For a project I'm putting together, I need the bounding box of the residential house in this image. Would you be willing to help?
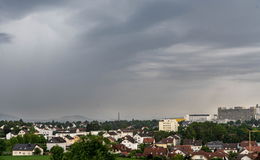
[143,146,168,157]
[191,150,227,160]
[117,129,134,138]
[143,138,155,144]
[191,151,209,160]
[34,126,54,139]
[47,137,67,151]
[133,133,153,144]
[18,129,28,136]
[6,132,16,140]
[240,141,257,150]
[64,135,75,146]
[240,146,260,155]
[206,141,224,152]
[112,144,131,156]
[171,145,193,156]
[103,131,119,140]
[183,139,202,151]
[237,153,260,160]
[121,135,138,150]
[156,136,180,148]
[12,144,43,156]
[223,143,238,153]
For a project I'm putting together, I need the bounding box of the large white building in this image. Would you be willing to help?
[184,114,217,122]
[159,119,179,132]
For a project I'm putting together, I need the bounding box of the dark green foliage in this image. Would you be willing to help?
[200,146,212,152]
[33,148,42,155]
[0,139,6,155]
[50,146,64,160]
[171,154,185,160]
[179,121,252,143]
[228,152,238,160]
[211,158,223,160]
[64,135,115,160]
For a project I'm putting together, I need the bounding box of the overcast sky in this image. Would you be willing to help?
[1,0,260,120]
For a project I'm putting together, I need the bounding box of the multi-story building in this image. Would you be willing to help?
[159,119,179,132]
[218,106,256,121]
[255,104,260,120]
[184,114,217,122]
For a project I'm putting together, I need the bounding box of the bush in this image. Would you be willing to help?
[50,146,64,160]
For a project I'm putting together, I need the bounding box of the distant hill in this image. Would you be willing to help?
[56,115,92,122]
[0,113,20,121]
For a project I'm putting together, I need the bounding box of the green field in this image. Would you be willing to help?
[0,156,137,160]
[0,156,50,160]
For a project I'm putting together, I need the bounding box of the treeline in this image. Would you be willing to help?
[87,119,159,131]
[50,135,115,160]
[179,121,260,143]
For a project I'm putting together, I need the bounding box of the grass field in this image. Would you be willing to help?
[0,156,50,160]
[0,156,137,160]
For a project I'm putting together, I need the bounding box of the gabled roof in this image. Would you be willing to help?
[122,135,136,143]
[245,146,260,153]
[13,144,38,151]
[143,138,155,144]
[107,132,117,136]
[144,146,168,156]
[223,143,238,150]
[64,135,74,140]
[240,141,257,148]
[173,145,193,155]
[112,144,131,152]
[48,137,66,143]
[183,139,202,146]
[107,137,116,142]
[192,150,228,159]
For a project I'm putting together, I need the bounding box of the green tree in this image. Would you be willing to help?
[33,148,42,155]
[228,152,238,160]
[50,146,64,160]
[201,146,212,152]
[65,135,115,160]
[171,154,185,160]
[0,139,6,155]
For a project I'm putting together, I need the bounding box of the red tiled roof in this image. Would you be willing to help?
[240,141,257,147]
[112,144,131,153]
[192,150,228,159]
[173,145,193,155]
[144,146,168,157]
[245,146,260,152]
[143,138,155,144]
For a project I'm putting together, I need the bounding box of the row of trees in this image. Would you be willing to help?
[50,135,115,160]
[178,121,256,143]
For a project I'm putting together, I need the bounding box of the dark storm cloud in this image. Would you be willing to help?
[0,33,11,43]
[0,0,68,21]
[1,0,260,119]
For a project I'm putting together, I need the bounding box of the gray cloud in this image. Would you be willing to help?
[1,0,260,120]
[0,33,11,43]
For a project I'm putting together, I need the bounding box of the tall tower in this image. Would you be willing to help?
[118,112,120,121]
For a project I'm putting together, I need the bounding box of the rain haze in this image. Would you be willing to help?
[1,0,260,120]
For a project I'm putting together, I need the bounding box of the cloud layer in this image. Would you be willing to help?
[1,0,260,120]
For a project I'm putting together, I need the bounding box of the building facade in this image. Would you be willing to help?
[185,114,217,122]
[12,144,43,156]
[218,106,256,121]
[159,119,179,132]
